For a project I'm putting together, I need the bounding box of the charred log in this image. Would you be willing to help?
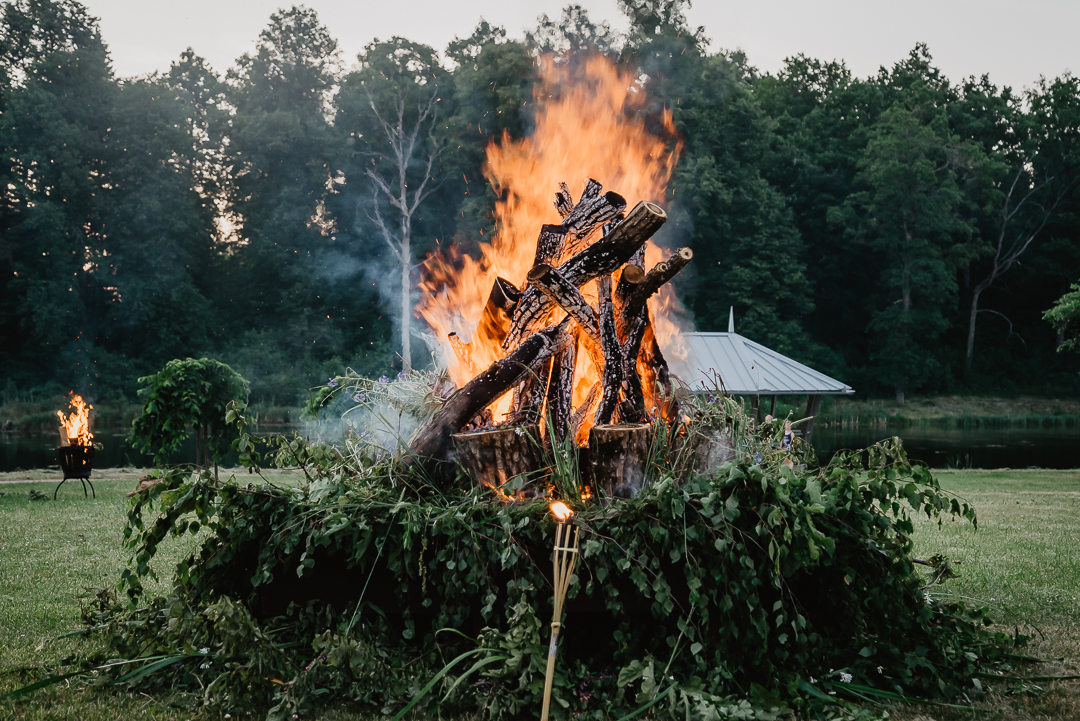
[617,247,692,337]
[593,275,623,426]
[505,201,667,349]
[545,338,578,441]
[527,263,601,348]
[531,224,570,269]
[407,318,572,465]
[475,276,523,347]
[508,358,551,425]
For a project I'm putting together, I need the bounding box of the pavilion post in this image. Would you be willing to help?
[803,394,821,443]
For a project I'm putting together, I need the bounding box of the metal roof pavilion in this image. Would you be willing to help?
[663,308,854,396]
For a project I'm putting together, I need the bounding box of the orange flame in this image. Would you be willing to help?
[418,54,687,436]
[550,500,573,521]
[57,392,93,446]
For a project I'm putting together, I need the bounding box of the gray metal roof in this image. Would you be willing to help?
[662,313,854,395]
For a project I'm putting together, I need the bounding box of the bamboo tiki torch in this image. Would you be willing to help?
[541,501,580,721]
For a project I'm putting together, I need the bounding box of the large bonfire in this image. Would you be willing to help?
[66,55,1007,721]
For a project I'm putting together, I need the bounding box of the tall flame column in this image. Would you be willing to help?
[541,501,580,721]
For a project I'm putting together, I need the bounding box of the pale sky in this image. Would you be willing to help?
[85,0,1076,92]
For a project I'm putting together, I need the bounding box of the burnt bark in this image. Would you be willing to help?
[617,247,692,337]
[505,201,667,349]
[531,224,570,269]
[527,263,601,347]
[545,338,578,441]
[508,358,551,425]
[593,275,623,426]
[407,318,572,465]
[475,277,523,347]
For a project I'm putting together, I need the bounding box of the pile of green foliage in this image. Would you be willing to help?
[91,375,1010,720]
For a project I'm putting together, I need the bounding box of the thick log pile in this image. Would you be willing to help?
[408,180,692,497]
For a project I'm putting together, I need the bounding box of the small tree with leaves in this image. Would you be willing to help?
[1045,282,1080,353]
[129,358,249,477]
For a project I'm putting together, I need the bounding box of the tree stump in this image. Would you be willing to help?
[689,426,734,477]
[453,424,545,492]
[588,423,652,499]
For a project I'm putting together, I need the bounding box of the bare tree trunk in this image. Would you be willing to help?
[400,235,412,372]
[964,284,984,373]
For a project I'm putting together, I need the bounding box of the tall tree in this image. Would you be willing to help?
[0,0,114,392]
[829,105,973,402]
[962,74,1080,370]
[337,38,447,372]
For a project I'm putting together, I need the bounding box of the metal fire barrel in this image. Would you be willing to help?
[55,444,96,499]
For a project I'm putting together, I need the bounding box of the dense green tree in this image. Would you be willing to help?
[673,54,816,358]
[829,105,974,403]
[0,0,115,393]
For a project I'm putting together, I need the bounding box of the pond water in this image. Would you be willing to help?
[3,424,1077,472]
[811,425,1079,469]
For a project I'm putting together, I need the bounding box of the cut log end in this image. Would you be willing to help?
[453,424,545,493]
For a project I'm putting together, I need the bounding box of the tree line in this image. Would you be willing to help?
[1,0,1078,409]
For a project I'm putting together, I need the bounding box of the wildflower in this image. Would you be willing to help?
[328,378,338,387]
[200,662,212,669]
[353,392,365,403]
[877,666,884,675]
[199,647,210,655]
[397,370,406,380]
[754,452,762,463]
[514,427,524,437]
[840,672,852,683]
[378,375,389,384]
[924,592,933,605]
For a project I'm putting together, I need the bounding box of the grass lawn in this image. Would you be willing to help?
[1,468,1079,720]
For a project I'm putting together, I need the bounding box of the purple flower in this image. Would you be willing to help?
[396,370,407,380]
[353,392,365,403]
[378,375,389,384]
[327,378,338,388]
[755,452,762,463]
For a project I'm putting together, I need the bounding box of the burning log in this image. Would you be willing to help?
[560,179,627,254]
[616,247,693,338]
[453,423,545,494]
[593,275,623,425]
[554,182,574,218]
[526,264,601,348]
[570,382,601,442]
[408,318,573,465]
[588,423,652,499]
[508,359,551,425]
[617,309,650,423]
[504,200,667,349]
[474,276,523,347]
[531,224,570,269]
[545,338,578,440]
[640,326,677,420]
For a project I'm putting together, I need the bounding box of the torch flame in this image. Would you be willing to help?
[417,55,687,436]
[57,392,93,446]
[550,501,573,521]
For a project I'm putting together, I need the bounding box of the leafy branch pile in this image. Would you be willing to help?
[91,377,1010,720]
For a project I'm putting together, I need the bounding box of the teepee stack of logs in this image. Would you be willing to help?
[408,180,692,498]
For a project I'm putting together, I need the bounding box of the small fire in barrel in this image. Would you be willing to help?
[57,392,93,446]
[55,392,96,499]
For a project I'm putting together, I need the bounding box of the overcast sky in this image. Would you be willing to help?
[84,0,1077,92]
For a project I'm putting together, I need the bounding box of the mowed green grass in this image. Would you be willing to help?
[2,468,1080,719]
